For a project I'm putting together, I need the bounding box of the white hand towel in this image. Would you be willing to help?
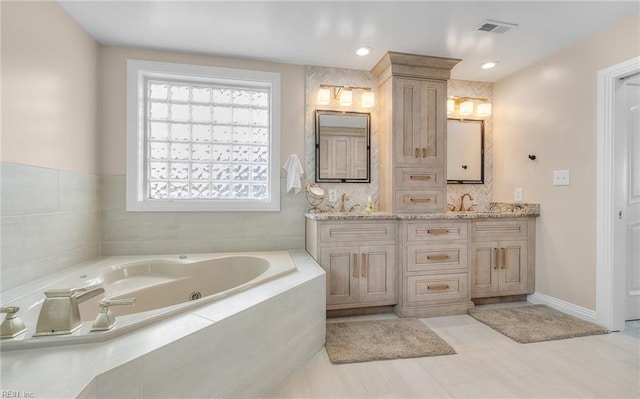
[282,154,304,194]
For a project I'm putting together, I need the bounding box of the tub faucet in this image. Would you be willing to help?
[459,193,475,212]
[34,287,105,337]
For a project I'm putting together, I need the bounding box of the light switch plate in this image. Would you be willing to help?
[553,170,570,186]
[514,188,523,202]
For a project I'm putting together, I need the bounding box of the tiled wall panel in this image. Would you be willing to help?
[0,162,101,291]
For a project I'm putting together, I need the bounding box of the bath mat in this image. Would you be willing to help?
[468,304,609,343]
[325,318,455,364]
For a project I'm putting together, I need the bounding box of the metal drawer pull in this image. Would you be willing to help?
[427,254,450,261]
[427,229,449,235]
[427,284,450,291]
[409,197,431,203]
[409,175,432,181]
[362,253,368,278]
[415,148,420,158]
[501,248,507,269]
[353,254,358,278]
[422,147,427,158]
[494,248,500,269]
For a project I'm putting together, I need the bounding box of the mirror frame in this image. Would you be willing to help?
[447,118,485,184]
[315,110,371,183]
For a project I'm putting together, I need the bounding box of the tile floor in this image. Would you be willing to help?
[268,303,640,398]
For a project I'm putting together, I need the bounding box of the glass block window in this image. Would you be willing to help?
[127,60,280,212]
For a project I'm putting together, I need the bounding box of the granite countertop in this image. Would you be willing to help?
[304,202,540,221]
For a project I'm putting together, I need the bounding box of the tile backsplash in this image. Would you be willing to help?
[304,65,379,212]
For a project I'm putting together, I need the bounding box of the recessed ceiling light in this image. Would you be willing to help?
[481,61,498,69]
[356,46,372,56]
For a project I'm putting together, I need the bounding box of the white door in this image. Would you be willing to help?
[616,74,640,321]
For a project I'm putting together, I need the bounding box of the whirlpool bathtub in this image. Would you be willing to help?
[1,250,326,398]
[1,251,297,349]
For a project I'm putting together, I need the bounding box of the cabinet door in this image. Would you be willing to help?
[320,246,359,306]
[394,78,445,164]
[498,240,528,293]
[470,241,500,296]
[358,245,396,304]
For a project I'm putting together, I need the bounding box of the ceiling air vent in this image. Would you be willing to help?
[476,19,518,34]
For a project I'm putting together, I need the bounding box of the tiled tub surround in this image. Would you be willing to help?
[1,250,325,399]
[101,175,306,255]
[1,162,101,291]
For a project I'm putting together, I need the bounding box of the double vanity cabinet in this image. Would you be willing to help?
[305,209,538,317]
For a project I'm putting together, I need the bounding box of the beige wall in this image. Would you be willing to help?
[1,1,99,174]
[493,13,640,310]
[98,45,305,175]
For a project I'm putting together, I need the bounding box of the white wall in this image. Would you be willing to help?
[493,13,640,310]
[1,0,99,173]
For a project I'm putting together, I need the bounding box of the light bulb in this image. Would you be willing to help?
[447,99,455,115]
[317,87,331,105]
[477,102,492,117]
[459,100,474,116]
[362,91,374,107]
[339,88,352,106]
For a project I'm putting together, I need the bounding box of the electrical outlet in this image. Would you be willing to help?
[514,188,523,202]
[553,170,570,186]
[329,189,338,203]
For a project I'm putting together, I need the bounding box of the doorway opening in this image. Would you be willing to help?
[596,56,640,331]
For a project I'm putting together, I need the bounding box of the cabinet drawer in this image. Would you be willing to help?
[395,190,444,212]
[395,167,443,188]
[407,243,468,272]
[472,220,528,240]
[407,273,468,305]
[406,221,468,241]
[320,222,396,243]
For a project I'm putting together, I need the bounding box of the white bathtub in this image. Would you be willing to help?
[1,250,326,398]
[1,251,296,349]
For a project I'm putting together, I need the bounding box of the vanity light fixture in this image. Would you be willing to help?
[317,84,374,108]
[447,96,492,118]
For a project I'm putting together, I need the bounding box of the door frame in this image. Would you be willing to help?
[596,56,640,331]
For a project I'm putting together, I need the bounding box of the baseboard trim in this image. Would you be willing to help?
[527,292,597,323]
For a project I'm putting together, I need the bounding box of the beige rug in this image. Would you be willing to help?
[325,318,455,364]
[469,304,609,343]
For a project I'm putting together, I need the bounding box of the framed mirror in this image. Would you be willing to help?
[447,119,484,184]
[315,110,370,183]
